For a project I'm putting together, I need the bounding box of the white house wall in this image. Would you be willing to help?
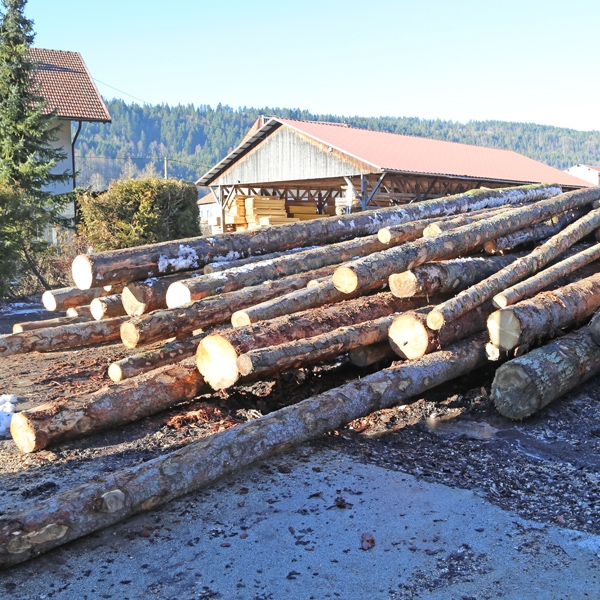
[215,126,376,186]
[564,165,600,187]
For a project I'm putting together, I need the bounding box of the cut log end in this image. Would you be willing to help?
[236,354,253,377]
[491,363,540,420]
[425,310,445,331]
[165,282,192,309]
[487,310,522,352]
[196,336,240,390]
[332,266,358,294]
[388,314,431,360]
[121,285,147,317]
[107,363,123,383]
[422,223,443,237]
[72,255,94,290]
[377,228,392,244]
[89,298,106,321]
[485,342,502,361]
[349,343,395,367]
[492,293,509,309]
[389,272,419,298]
[41,290,58,311]
[10,413,42,454]
[231,311,252,328]
[120,321,141,349]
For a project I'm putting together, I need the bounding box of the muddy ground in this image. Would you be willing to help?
[1,301,600,583]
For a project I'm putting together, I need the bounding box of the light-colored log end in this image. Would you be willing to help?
[231,311,252,328]
[377,228,392,244]
[90,298,106,321]
[41,290,57,311]
[492,293,509,309]
[108,363,124,382]
[388,314,430,360]
[66,305,89,317]
[332,266,358,294]
[485,341,502,361]
[122,285,147,317]
[487,310,522,352]
[349,343,395,367]
[426,310,445,331]
[196,336,240,390]
[165,282,192,309]
[491,363,540,420]
[12,324,24,334]
[422,223,443,237]
[120,321,141,349]
[10,413,42,454]
[236,354,253,377]
[72,255,94,290]
[389,272,418,298]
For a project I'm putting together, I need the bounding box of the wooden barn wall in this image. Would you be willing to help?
[215,127,375,186]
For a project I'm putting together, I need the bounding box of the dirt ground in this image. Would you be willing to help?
[1,301,600,580]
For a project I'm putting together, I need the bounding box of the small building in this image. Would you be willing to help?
[197,117,591,225]
[564,164,600,187]
[197,189,219,225]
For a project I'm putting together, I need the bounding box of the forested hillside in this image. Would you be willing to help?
[75,99,600,189]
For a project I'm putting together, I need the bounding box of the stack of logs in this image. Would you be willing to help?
[6,181,600,568]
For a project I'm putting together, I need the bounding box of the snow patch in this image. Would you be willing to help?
[158,245,200,273]
[0,394,18,439]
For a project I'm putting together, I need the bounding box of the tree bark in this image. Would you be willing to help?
[333,188,600,298]
[388,302,493,360]
[493,243,600,308]
[65,305,90,317]
[42,286,120,312]
[0,316,129,357]
[236,315,397,380]
[108,334,205,382]
[12,315,92,334]
[349,342,396,367]
[377,215,442,244]
[72,184,560,289]
[422,204,510,236]
[197,292,438,390]
[120,265,337,348]
[389,254,522,298]
[426,205,600,330]
[483,207,588,254]
[0,336,488,568]
[486,273,600,351]
[203,247,308,274]
[90,294,126,321]
[491,326,600,420]
[10,358,207,453]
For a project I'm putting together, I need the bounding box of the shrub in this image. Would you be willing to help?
[77,178,200,251]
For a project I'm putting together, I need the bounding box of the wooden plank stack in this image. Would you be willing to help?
[8,182,600,568]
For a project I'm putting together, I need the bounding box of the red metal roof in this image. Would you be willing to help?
[28,48,111,123]
[277,118,591,188]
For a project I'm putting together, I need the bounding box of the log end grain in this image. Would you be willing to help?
[389,272,419,298]
[492,293,509,309]
[10,413,44,454]
[487,310,522,352]
[66,305,89,317]
[122,284,147,317]
[120,321,141,349]
[107,363,124,383]
[426,310,445,331]
[491,362,540,420]
[41,290,58,311]
[196,336,240,390]
[377,228,392,244]
[422,223,443,237]
[231,310,252,328]
[89,298,106,321]
[165,282,192,309]
[388,314,431,360]
[71,255,94,290]
[236,354,253,377]
[332,266,358,294]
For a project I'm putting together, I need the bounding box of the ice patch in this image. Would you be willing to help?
[0,394,18,439]
[158,245,200,273]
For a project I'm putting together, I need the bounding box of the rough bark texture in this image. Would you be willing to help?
[493,243,600,308]
[422,204,510,236]
[377,215,442,244]
[197,292,439,390]
[90,295,127,321]
[203,247,308,274]
[491,326,600,420]
[41,286,120,312]
[388,302,493,360]
[333,188,600,297]
[389,254,522,298]
[120,266,337,348]
[72,184,560,289]
[237,315,397,379]
[108,335,205,382]
[10,358,207,453]
[12,315,92,334]
[349,342,395,367]
[484,207,588,254]
[0,336,488,568]
[426,204,600,331]
[487,273,600,351]
[65,306,90,317]
[0,317,129,357]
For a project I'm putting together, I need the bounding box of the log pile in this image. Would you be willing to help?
[8,182,600,568]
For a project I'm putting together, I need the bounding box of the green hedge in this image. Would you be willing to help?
[77,178,200,251]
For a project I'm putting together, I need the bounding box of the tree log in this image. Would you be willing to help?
[203,247,309,273]
[197,292,438,390]
[493,243,600,308]
[333,188,600,297]
[237,315,397,380]
[377,215,444,244]
[0,316,129,356]
[90,294,126,321]
[72,184,560,289]
[10,358,208,453]
[421,204,510,236]
[41,285,121,312]
[426,205,600,330]
[389,253,522,298]
[108,334,205,382]
[349,342,396,367]
[487,273,600,352]
[12,315,92,334]
[65,305,90,317]
[120,266,337,348]
[491,326,600,420]
[0,335,488,568]
[483,207,588,254]
[388,302,493,360]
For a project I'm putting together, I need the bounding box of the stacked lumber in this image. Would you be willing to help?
[244,196,297,229]
[287,199,324,221]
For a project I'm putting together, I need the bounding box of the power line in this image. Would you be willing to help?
[74,154,213,169]
[92,78,151,105]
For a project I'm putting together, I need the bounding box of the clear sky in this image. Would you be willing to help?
[26,0,600,131]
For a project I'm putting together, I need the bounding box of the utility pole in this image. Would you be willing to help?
[164,156,168,180]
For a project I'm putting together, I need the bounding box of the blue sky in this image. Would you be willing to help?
[26,0,600,131]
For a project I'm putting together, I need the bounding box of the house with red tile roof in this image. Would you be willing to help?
[564,164,600,187]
